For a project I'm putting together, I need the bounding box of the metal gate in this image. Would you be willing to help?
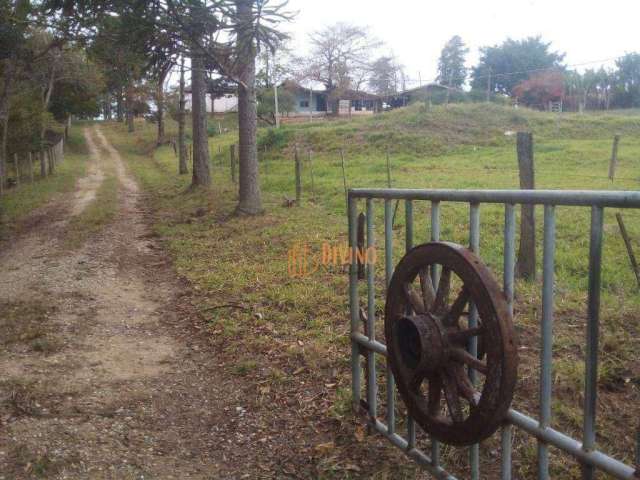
[347,188,640,479]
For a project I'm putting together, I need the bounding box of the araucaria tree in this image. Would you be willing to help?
[234,0,261,214]
[437,35,468,88]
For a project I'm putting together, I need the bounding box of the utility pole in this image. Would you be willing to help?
[486,68,492,103]
[309,86,313,123]
[418,71,422,87]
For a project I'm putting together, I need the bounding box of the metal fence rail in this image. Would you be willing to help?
[347,188,640,480]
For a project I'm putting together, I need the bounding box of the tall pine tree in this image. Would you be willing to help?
[437,35,468,88]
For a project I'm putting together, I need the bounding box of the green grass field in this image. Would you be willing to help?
[103,104,640,479]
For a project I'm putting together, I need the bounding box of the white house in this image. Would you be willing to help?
[184,90,238,113]
[282,80,381,117]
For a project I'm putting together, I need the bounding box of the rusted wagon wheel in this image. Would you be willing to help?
[384,242,518,446]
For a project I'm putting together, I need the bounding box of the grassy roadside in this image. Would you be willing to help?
[0,128,89,238]
[103,105,640,478]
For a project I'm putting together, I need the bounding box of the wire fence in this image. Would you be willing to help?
[0,133,66,196]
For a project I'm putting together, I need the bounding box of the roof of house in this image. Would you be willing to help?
[185,80,237,96]
[336,89,381,101]
[280,80,381,100]
[280,80,326,94]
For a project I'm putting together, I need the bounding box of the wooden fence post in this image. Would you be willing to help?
[14,153,20,187]
[230,143,237,183]
[294,145,302,205]
[386,149,400,227]
[48,148,54,175]
[308,149,315,202]
[516,131,536,280]
[263,145,268,176]
[615,213,640,288]
[40,150,46,177]
[28,152,34,182]
[386,150,392,188]
[608,135,620,181]
[340,148,347,210]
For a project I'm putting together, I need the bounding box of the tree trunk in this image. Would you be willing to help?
[156,66,168,145]
[104,93,112,120]
[0,0,29,195]
[0,116,8,194]
[190,53,211,187]
[116,89,124,122]
[0,59,17,195]
[178,57,188,174]
[234,0,262,214]
[39,63,56,159]
[126,83,134,132]
[39,150,46,177]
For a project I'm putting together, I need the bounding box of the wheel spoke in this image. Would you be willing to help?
[447,325,484,344]
[427,375,443,416]
[443,371,464,422]
[449,365,478,405]
[403,282,425,314]
[451,347,488,375]
[419,268,435,311]
[431,267,451,314]
[443,287,470,327]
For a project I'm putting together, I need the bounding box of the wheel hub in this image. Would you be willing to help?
[394,314,446,374]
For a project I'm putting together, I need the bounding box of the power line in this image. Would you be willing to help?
[403,55,623,88]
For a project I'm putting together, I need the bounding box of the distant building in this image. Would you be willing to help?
[184,86,238,114]
[282,80,382,117]
[184,91,238,114]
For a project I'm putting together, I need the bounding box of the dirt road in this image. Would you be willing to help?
[0,127,235,479]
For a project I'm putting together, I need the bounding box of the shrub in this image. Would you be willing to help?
[258,128,292,150]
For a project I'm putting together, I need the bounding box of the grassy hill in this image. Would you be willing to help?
[265,103,640,156]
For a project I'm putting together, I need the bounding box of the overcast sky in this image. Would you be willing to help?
[283,0,637,88]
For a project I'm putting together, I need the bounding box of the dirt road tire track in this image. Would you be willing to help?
[0,126,231,479]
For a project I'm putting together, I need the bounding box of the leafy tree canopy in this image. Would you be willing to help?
[471,36,565,96]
